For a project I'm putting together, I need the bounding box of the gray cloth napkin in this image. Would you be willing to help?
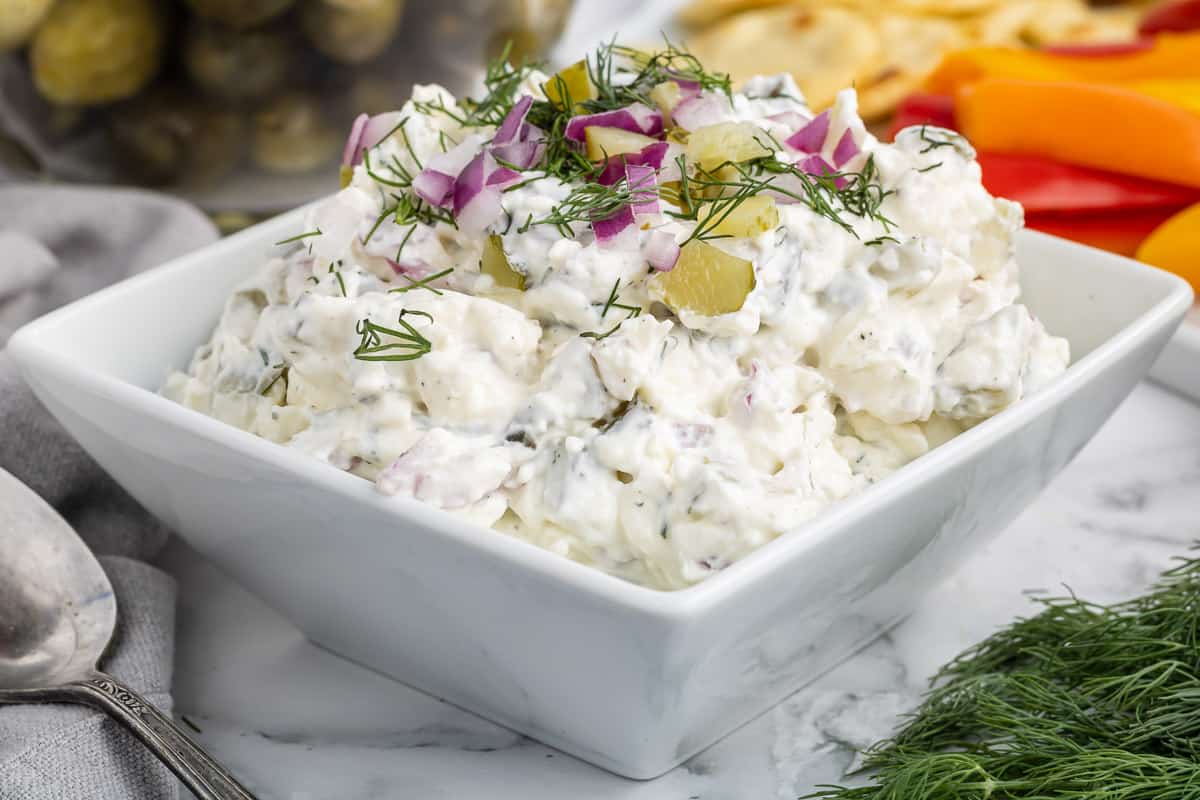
[0,184,219,798]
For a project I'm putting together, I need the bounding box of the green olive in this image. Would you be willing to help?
[252,93,339,174]
[183,20,293,103]
[0,0,55,52]
[30,0,165,105]
[183,0,294,31]
[109,92,245,186]
[300,0,404,65]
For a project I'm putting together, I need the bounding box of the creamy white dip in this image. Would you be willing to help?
[165,64,1069,590]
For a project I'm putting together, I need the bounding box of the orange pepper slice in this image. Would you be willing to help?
[956,79,1200,188]
[926,33,1200,96]
[1136,202,1200,292]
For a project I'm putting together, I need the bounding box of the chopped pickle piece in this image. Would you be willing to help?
[649,81,683,124]
[687,122,772,171]
[584,126,658,161]
[543,59,595,111]
[704,195,779,237]
[666,127,689,145]
[481,234,525,290]
[653,240,755,316]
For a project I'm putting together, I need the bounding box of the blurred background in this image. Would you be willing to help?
[1,0,1197,283]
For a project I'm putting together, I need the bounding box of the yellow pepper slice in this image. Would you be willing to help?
[1136,202,1200,293]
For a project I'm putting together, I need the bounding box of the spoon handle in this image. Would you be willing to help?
[67,672,258,800]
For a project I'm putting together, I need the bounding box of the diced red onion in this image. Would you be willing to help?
[387,259,431,276]
[670,93,731,131]
[596,141,671,185]
[453,152,503,234]
[486,166,521,187]
[564,103,663,142]
[494,95,533,146]
[833,129,861,168]
[491,138,545,170]
[592,205,635,244]
[626,163,658,215]
[412,168,456,207]
[362,112,406,151]
[426,133,487,177]
[341,113,369,167]
[799,154,847,189]
[671,78,701,95]
[767,110,809,132]
[785,110,829,153]
[643,230,679,271]
[342,111,413,168]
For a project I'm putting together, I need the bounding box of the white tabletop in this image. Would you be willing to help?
[160,380,1200,800]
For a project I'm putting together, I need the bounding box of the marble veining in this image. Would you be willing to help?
[161,382,1200,799]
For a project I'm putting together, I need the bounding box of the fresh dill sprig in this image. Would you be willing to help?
[275,229,322,246]
[353,310,433,362]
[807,547,1200,800]
[389,267,454,295]
[533,179,643,237]
[462,41,540,127]
[586,37,732,115]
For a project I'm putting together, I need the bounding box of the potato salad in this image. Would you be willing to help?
[164,44,1069,590]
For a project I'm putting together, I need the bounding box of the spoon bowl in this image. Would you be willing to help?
[0,467,256,799]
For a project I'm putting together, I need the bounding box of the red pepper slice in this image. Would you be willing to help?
[1140,0,1200,35]
[978,152,1200,214]
[1026,208,1182,257]
[888,93,956,141]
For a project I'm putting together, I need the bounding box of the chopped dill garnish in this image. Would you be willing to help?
[582,279,641,340]
[807,547,1200,800]
[329,264,347,297]
[917,124,963,155]
[389,267,454,295]
[353,310,433,362]
[274,229,322,246]
[916,162,943,173]
[864,235,900,247]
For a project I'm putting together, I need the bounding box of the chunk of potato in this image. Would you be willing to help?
[543,59,595,111]
[584,126,658,161]
[652,239,755,316]
[481,234,525,290]
[687,122,772,171]
[704,195,779,238]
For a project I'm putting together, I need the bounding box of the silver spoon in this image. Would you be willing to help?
[0,467,257,799]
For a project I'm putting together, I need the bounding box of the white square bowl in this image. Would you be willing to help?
[8,208,1192,779]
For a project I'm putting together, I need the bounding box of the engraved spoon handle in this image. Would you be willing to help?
[66,671,258,800]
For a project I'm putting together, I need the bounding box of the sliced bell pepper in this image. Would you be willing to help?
[1136,202,1200,292]
[956,79,1200,188]
[926,33,1200,96]
[1027,208,1181,257]
[1122,79,1200,115]
[977,153,1200,214]
[888,93,956,141]
[1140,0,1200,36]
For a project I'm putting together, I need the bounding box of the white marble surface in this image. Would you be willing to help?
[159,381,1200,800]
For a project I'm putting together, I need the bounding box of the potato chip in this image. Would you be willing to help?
[888,0,1000,16]
[677,0,791,29]
[967,0,1043,46]
[687,6,881,110]
[857,14,965,120]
